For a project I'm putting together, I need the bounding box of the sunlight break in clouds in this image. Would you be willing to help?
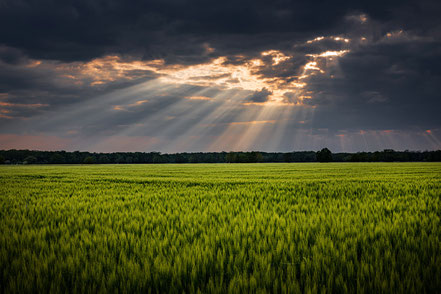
[4,39,350,112]
[155,48,347,105]
[55,56,165,86]
[45,43,349,106]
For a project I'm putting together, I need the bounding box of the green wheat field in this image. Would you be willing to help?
[1,163,440,293]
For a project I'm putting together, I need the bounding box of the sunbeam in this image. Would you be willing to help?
[34,79,176,133]
[163,90,247,152]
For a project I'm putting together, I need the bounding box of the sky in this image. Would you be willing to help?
[0,0,440,153]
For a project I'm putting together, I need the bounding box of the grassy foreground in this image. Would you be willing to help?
[1,163,440,293]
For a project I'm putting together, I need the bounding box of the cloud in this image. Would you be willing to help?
[2,0,438,63]
[362,91,389,103]
[245,88,272,103]
[304,36,441,131]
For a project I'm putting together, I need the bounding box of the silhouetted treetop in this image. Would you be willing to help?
[0,149,440,164]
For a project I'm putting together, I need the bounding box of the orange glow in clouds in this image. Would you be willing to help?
[62,44,349,105]
[112,99,149,111]
[14,38,351,107]
[55,56,165,86]
[0,102,48,108]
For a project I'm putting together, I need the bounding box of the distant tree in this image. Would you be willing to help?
[188,155,198,163]
[98,155,110,164]
[175,154,187,163]
[350,152,369,162]
[316,148,333,162]
[152,153,164,163]
[50,153,65,164]
[0,149,439,164]
[116,155,126,164]
[71,151,82,163]
[284,152,293,162]
[226,152,237,163]
[23,156,37,164]
[83,156,96,164]
[248,151,263,163]
[255,152,263,163]
[428,150,441,161]
[382,149,396,162]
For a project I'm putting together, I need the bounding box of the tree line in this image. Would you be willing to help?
[0,148,440,164]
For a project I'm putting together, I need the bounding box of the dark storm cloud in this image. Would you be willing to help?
[245,88,272,103]
[2,0,438,63]
[305,37,441,131]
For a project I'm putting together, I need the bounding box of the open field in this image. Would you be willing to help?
[1,163,440,293]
